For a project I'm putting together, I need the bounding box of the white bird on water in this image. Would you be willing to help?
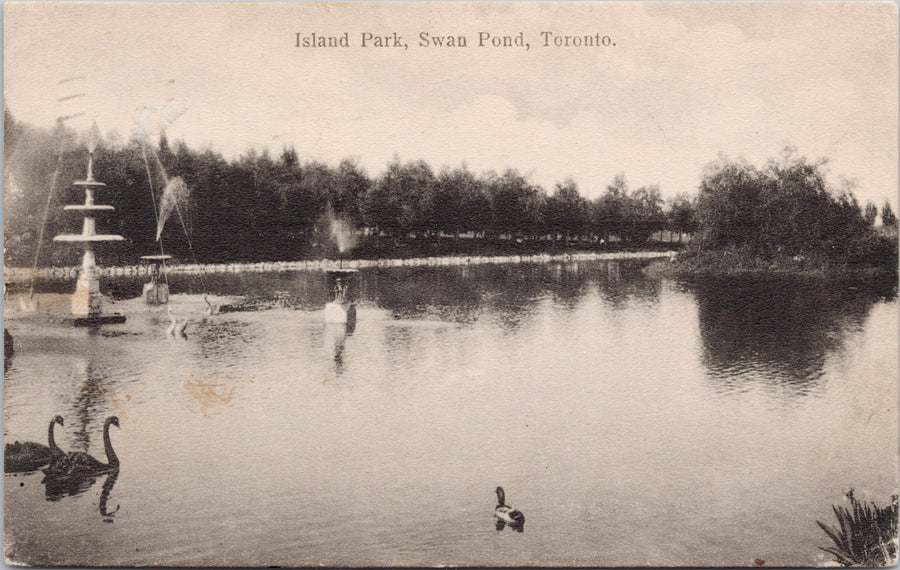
[203,295,219,315]
[166,306,188,338]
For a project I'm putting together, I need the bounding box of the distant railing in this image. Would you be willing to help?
[4,250,678,282]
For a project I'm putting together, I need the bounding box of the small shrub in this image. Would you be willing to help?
[817,491,898,567]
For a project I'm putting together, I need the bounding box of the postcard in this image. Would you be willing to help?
[4,2,898,567]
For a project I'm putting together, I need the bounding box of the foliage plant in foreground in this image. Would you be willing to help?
[817,490,898,567]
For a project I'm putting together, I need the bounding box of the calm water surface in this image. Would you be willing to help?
[4,260,898,566]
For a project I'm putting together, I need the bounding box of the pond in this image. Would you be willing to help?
[4,260,898,566]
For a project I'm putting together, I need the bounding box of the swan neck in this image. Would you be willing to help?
[103,420,119,467]
[48,419,59,452]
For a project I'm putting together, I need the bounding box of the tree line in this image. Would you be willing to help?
[3,109,697,267]
[4,108,896,275]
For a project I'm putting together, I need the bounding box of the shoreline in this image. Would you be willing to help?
[4,250,678,283]
[665,247,899,284]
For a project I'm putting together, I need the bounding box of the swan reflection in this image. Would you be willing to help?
[42,470,101,501]
[99,470,120,521]
[42,468,120,521]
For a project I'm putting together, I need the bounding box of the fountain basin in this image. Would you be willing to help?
[54,235,126,242]
[324,301,356,325]
[63,205,115,212]
[325,269,358,324]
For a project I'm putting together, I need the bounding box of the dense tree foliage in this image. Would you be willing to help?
[4,111,685,267]
[544,179,589,242]
[882,202,898,230]
[864,202,879,227]
[483,169,544,239]
[6,111,894,279]
[589,175,668,244]
[668,193,699,242]
[686,148,897,276]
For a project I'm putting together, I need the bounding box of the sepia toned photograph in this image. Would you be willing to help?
[3,2,898,567]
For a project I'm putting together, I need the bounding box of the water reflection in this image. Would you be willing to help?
[42,468,119,521]
[365,267,484,323]
[595,261,662,309]
[195,320,256,361]
[545,262,591,309]
[363,263,601,326]
[73,261,663,327]
[69,359,115,452]
[324,320,355,376]
[691,276,887,392]
[208,271,329,312]
[99,471,120,521]
[42,469,101,501]
[5,328,14,361]
[6,259,898,567]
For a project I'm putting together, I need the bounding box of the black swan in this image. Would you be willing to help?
[5,415,65,473]
[44,416,119,477]
[494,486,525,532]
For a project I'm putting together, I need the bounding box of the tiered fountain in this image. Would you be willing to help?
[53,138,126,325]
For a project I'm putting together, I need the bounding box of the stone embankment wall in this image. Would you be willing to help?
[5,250,677,282]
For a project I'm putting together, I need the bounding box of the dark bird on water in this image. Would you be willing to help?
[43,416,120,478]
[494,486,525,532]
[4,328,13,359]
[5,415,66,473]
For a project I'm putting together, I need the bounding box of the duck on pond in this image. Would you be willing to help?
[494,486,525,532]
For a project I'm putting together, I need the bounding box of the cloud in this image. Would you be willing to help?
[4,2,896,208]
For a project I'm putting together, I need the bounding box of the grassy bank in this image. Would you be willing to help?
[667,242,898,288]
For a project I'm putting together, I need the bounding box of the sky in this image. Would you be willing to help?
[4,1,898,209]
